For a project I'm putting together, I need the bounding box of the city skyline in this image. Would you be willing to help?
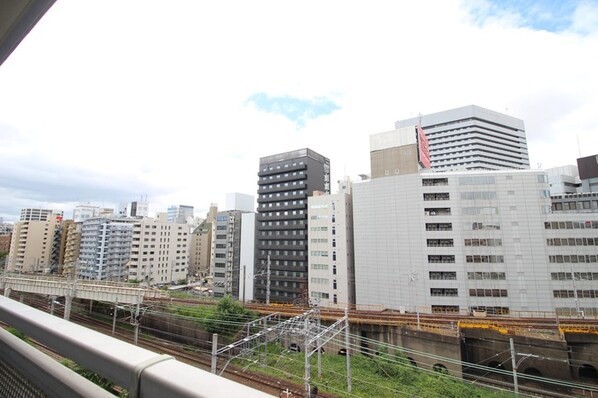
[1,0,597,222]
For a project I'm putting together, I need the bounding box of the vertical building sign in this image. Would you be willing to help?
[417,126,431,169]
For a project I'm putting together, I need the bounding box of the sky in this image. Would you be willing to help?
[1,0,597,222]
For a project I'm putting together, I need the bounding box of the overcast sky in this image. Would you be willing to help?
[1,0,597,222]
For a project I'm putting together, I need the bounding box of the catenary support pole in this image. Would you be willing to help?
[211,333,218,374]
[346,308,352,393]
[510,337,519,396]
[112,300,118,335]
[304,316,310,397]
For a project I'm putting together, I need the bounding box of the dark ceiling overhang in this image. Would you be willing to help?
[0,0,57,66]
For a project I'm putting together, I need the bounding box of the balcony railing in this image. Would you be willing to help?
[0,296,271,398]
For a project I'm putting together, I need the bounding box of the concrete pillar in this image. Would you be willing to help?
[64,295,72,320]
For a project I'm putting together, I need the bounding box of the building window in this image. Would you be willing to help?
[466,255,504,263]
[427,239,454,247]
[428,255,455,263]
[460,192,497,200]
[467,272,506,280]
[422,178,448,186]
[430,288,458,297]
[426,223,452,231]
[429,271,456,280]
[469,289,508,297]
[424,193,450,201]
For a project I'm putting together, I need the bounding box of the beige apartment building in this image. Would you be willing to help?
[62,222,82,274]
[7,212,62,273]
[127,214,190,285]
[189,204,217,279]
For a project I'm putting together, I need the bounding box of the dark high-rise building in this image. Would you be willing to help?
[254,148,330,304]
[577,154,598,193]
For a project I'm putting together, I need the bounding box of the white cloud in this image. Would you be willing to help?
[0,0,597,221]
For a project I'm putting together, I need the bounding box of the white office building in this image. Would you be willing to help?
[167,205,194,224]
[352,168,598,316]
[307,178,355,308]
[395,105,530,172]
[546,165,581,195]
[211,208,255,299]
[73,205,101,223]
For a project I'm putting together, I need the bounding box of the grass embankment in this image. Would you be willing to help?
[234,344,515,398]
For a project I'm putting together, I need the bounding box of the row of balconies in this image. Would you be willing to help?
[257,192,308,204]
[257,223,306,231]
[258,182,307,194]
[257,253,307,262]
[256,213,307,222]
[258,162,306,177]
[257,243,305,251]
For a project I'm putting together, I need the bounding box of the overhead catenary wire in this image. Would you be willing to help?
[13,293,598,396]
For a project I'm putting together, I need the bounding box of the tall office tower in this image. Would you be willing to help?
[79,217,133,281]
[130,198,149,217]
[127,214,189,285]
[189,204,217,279]
[577,154,598,193]
[20,208,63,222]
[7,211,63,273]
[395,105,530,171]
[370,125,431,178]
[307,177,355,308]
[255,148,330,304]
[167,205,194,224]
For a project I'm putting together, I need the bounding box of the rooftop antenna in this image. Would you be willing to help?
[577,135,582,158]
[417,112,423,128]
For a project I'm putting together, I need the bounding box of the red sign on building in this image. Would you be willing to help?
[417,126,431,169]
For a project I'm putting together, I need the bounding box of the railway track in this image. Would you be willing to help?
[8,293,598,397]
[14,296,333,397]
[158,296,598,339]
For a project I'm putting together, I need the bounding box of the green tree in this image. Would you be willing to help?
[203,295,255,336]
[0,250,7,268]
